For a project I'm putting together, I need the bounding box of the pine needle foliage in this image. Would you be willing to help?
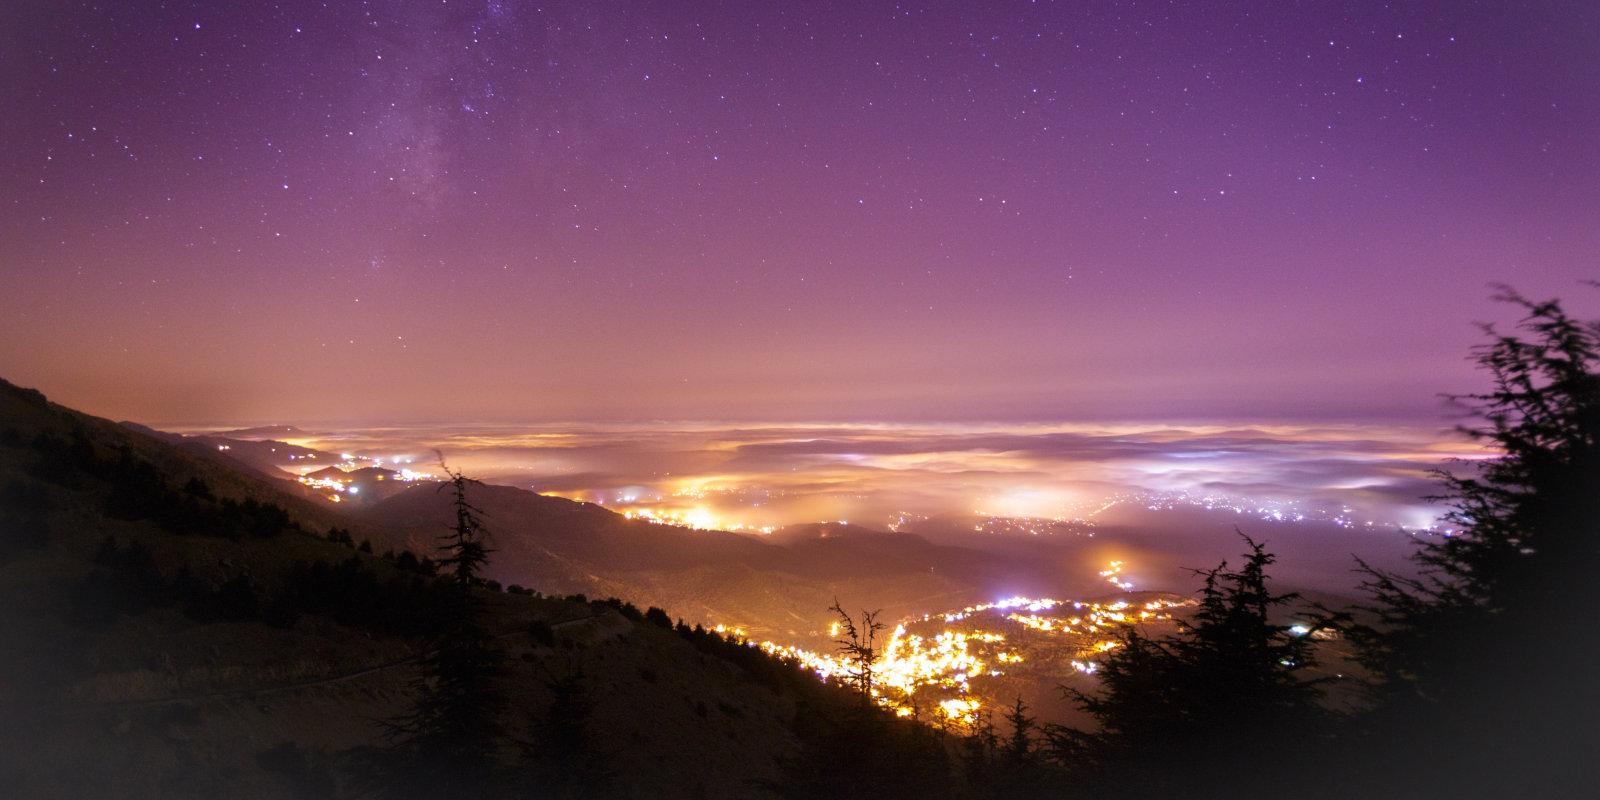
[367,461,507,799]
[1342,287,1600,795]
[1053,536,1329,798]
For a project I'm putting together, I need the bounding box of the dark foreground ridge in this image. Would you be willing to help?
[0,377,949,799]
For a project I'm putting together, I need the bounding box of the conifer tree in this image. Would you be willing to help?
[1343,288,1600,795]
[1000,696,1035,767]
[989,695,1053,794]
[959,709,999,795]
[1054,537,1327,798]
[438,462,494,588]
[521,668,611,800]
[369,462,506,799]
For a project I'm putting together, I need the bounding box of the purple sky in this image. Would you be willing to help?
[1,1,1595,424]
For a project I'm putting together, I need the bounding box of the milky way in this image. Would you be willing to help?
[2,1,1595,422]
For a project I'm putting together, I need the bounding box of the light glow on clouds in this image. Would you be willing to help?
[237,420,1480,533]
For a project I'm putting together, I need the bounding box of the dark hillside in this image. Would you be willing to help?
[117,421,346,487]
[359,483,1071,642]
[0,379,952,799]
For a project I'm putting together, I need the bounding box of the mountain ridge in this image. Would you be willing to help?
[0,377,944,799]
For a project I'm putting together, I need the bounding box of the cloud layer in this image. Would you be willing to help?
[273,420,1478,533]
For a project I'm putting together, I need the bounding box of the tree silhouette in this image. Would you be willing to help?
[775,601,962,799]
[989,696,1053,794]
[437,459,494,588]
[367,461,507,799]
[1342,287,1600,796]
[958,709,999,795]
[1053,536,1328,798]
[776,696,956,800]
[828,598,885,698]
[1000,696,1035,767]
[520,668,611,800]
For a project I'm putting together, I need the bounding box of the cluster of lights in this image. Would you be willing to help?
[956,491,1446,537]
[574,479,781,534]
[573,487,1440,541]
[327,453,420,471]
[1005,598,1176,636]
[1117,490,1449,533]
[884,511,926,533]
[713,561,1191,730]
[739,627,1004,727]
[621,507,776,534]
[966,513,1096,537]
[298,474,353,496]
[877,627,1006,696]
[295,462,435,503]
[937,698,980,725]
[1099,559,1135,591]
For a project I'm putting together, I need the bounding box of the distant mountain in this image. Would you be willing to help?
[115,417,1076,640]
[357,483,1076,642]
[213,424,311,440]
[299,465,410,503]
[767,520,899,543]
[117,420,342,485]
[116,420,181,442]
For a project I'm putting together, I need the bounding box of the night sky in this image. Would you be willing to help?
[2,1,1595,424]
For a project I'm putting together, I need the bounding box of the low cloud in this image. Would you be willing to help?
[287,421,1476,532]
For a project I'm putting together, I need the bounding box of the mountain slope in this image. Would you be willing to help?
[356,482,1072,642]
[0,378,944,799]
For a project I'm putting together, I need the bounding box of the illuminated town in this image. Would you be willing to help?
[291,454,436,503]
[547,484,1452,540]
[620,506,776,535]
[715,561,1192,729]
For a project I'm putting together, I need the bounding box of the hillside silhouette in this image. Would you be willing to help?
[0,379,946,798]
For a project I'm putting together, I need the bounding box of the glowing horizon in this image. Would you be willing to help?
[188,418,1478,535]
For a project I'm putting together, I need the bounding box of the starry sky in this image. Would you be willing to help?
[2,1,1596,425]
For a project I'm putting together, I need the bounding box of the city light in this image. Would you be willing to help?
[715,561,1191,729]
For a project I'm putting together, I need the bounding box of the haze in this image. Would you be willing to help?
[195,419,1478,536]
